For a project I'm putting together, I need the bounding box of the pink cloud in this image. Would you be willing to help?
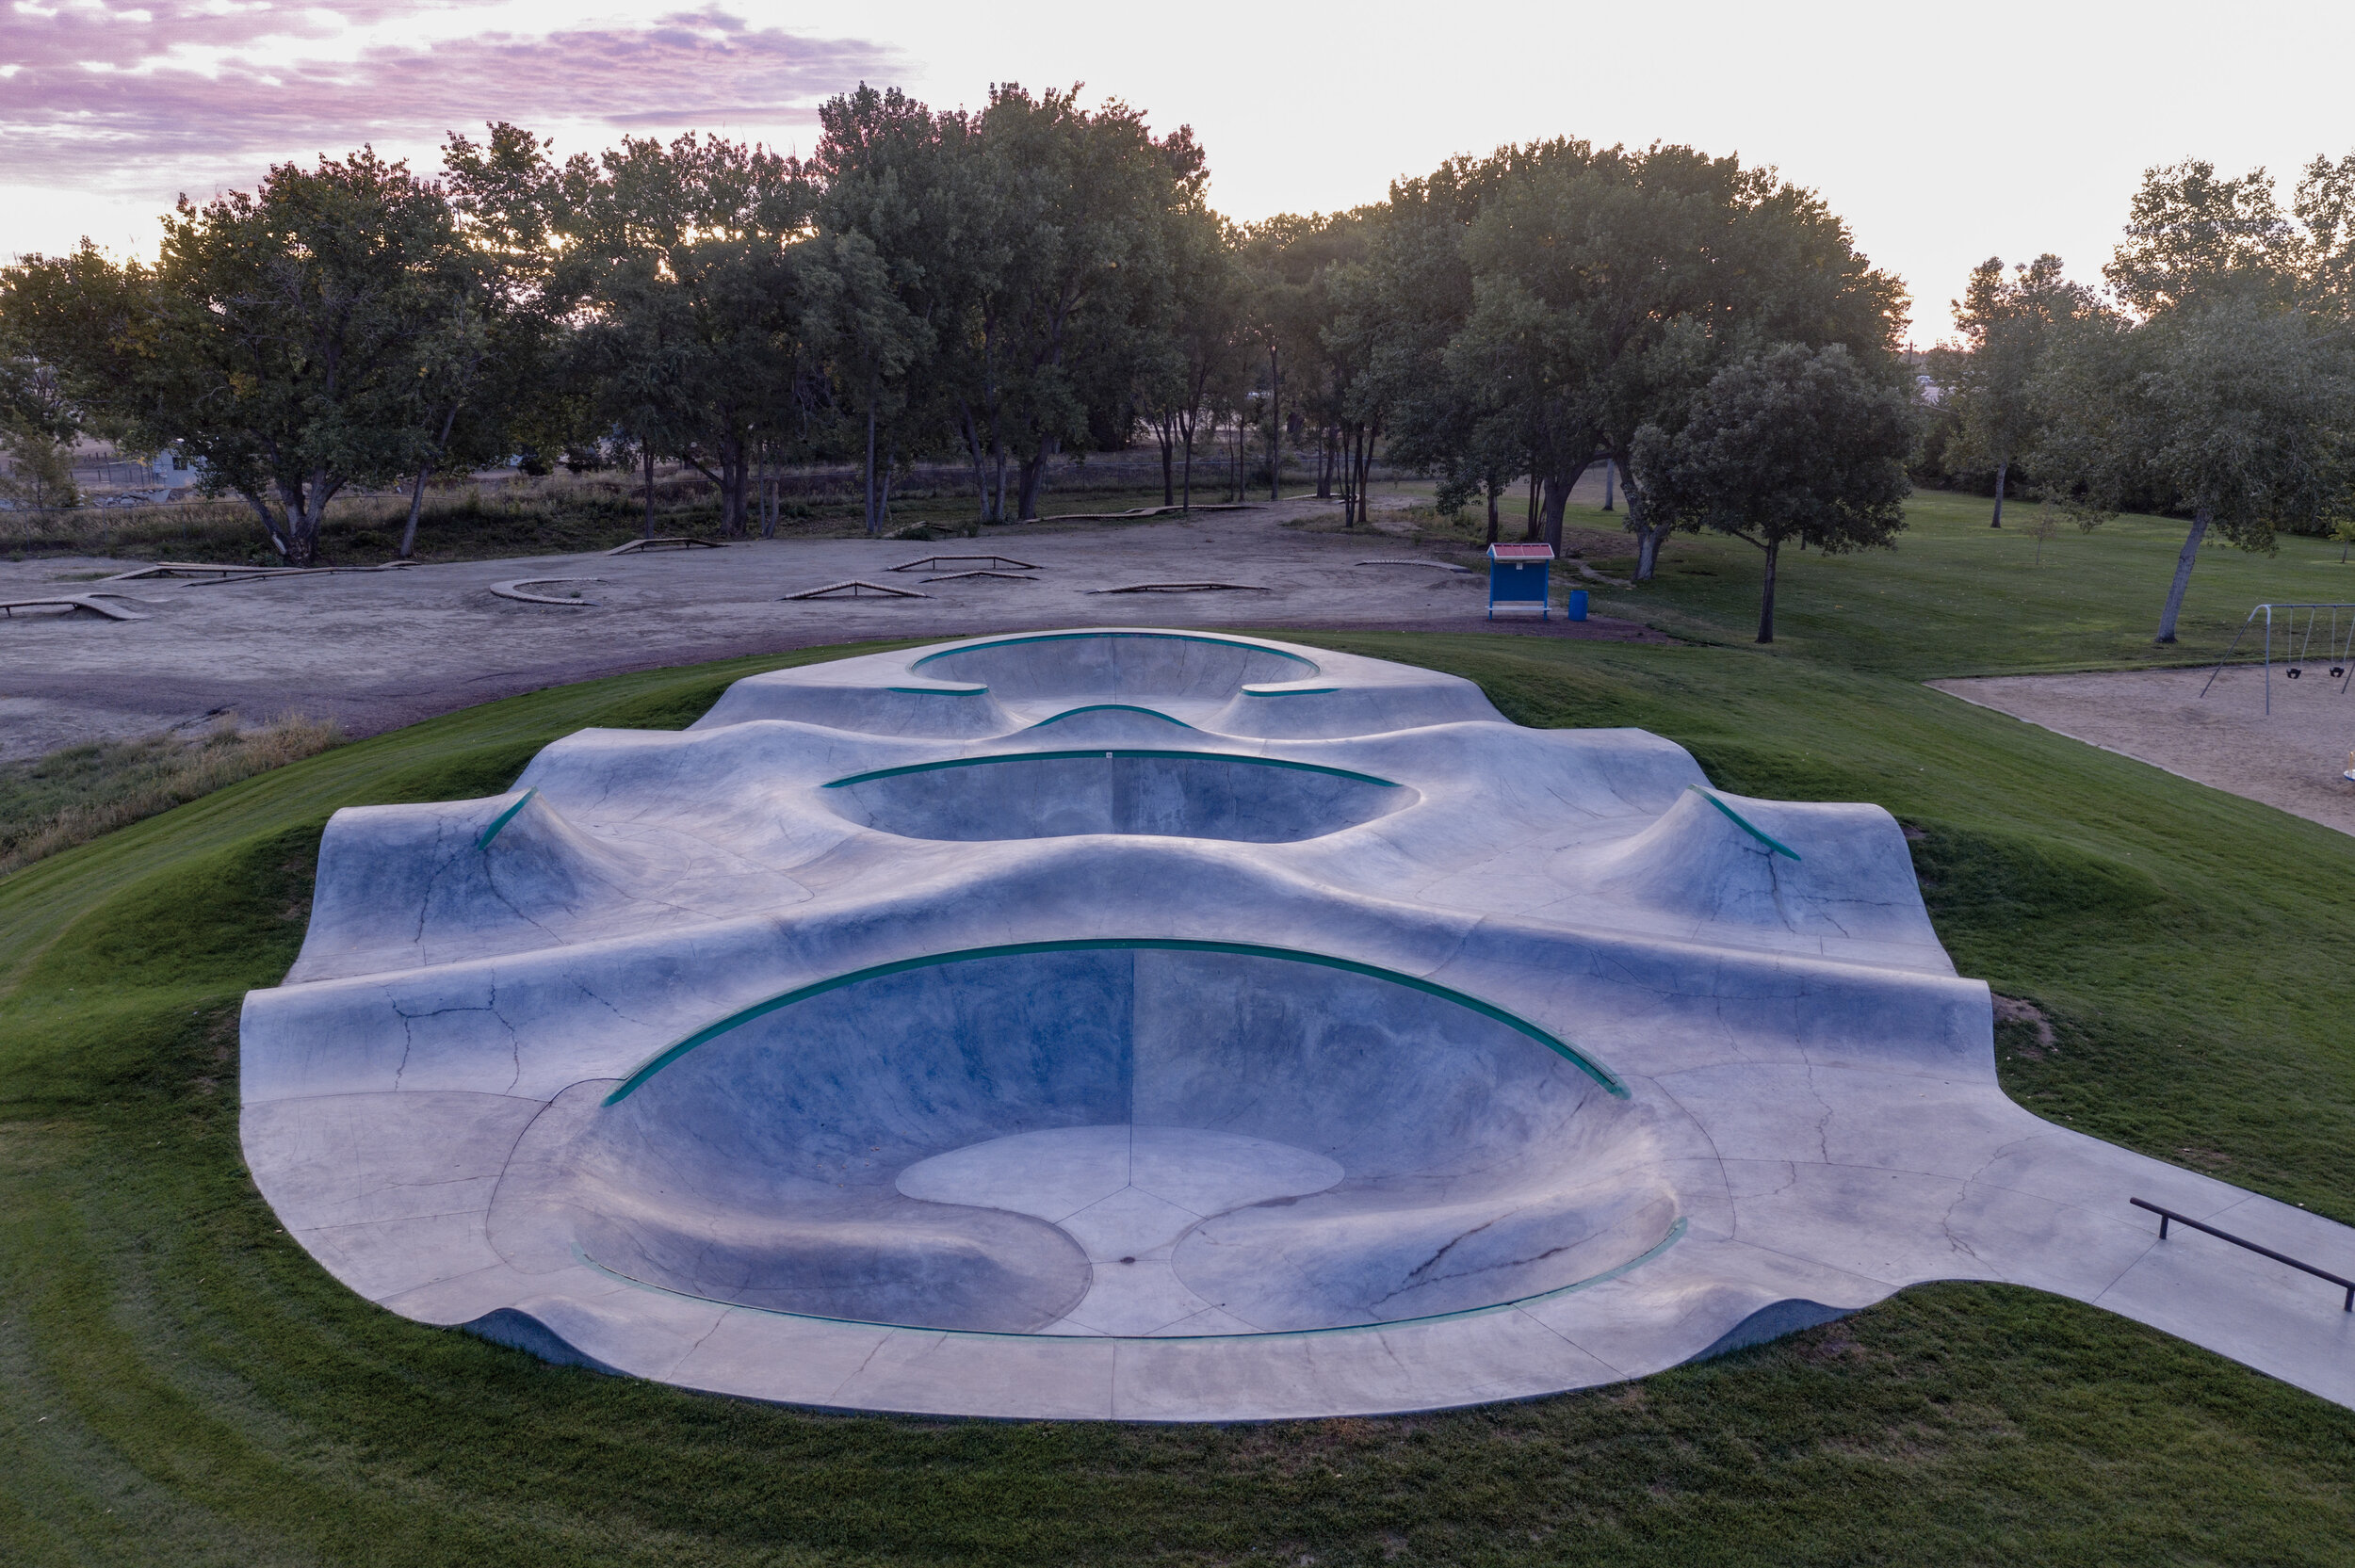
[1,6,897,186]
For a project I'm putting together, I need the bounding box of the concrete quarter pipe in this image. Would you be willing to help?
[240,630,2355,1418]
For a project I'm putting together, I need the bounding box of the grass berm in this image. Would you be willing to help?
[3,490,2353,1563]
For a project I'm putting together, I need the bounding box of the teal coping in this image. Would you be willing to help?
[820,749,1401,790]
[476,788,538,850]
[885,683,989,696]
[603,937,1627,1105]
[572,1217,1685,1342]
[1689,785,1802,861]
[909,629,1318,673]
[1026,703,1194,730]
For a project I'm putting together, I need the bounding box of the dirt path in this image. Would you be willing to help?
[1935,665,2355,838]
[0,491,1661,761]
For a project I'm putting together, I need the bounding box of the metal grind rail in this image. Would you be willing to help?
[2130,1197,2354,1311]
[2200,603,2355,713]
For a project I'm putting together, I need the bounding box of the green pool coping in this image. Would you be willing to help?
[476,788,538,850]
[820,750,1402,790]
[602,937,1628,1105]
[910,629,1319,673]
[1689,786,1802,861]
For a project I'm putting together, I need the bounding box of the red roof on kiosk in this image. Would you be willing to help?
[1486,543,1555,560]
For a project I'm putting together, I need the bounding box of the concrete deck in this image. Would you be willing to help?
[239,629,2355,1418]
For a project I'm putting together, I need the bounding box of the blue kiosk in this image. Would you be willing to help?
[1486,542,1555,620]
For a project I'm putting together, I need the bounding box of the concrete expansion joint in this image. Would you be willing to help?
[239,628,2355,1418]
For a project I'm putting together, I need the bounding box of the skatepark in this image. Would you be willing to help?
[237,628,2355,1419]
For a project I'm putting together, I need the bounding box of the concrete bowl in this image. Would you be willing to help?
[820,752,1417,843]
[485,946,1674,1338]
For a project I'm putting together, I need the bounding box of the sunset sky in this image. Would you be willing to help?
[5,0,2350,343]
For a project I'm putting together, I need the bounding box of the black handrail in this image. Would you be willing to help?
[2132,1197,2354,1311]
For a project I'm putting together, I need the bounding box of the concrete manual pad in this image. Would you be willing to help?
[240,628,2355,1418]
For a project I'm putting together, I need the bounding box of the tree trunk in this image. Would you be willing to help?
[1156,417,1176,506]
[1266,348,1282,501]
[398,464,433,559]
[1756,535,1781,643]
[1520,473,1542,542]
[642,447,656,540]
[864,395,880,537]
[1626,476,1674,582]
[398,400,461,559]
[1601,458,1616,512]
[2154,506,2212,644]
[1540,465,1580,556]
[1485,479,1500,544]
[1180,424,1195,512]
[1016,443,1051,522]
[1991,461,2007,528]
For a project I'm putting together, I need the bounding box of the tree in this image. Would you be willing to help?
[1,150,469,565]
[2032,157,2355,642]
[2034,298,2352,641]
[1137,209,1242,509]
[563,133,836,538]
[387,122,576,558]
[1936,254,2090,526]
[812,86,951,536]
[0,356,80,518]
[1629,343,1914,643]
[2106,160,2302,315]
[918,86,1199,523]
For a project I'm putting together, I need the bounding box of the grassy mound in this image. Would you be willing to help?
[2,633,2350,1565]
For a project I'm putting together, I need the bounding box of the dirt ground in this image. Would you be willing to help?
[0,486,1663,762]
[1936,665,2355,838]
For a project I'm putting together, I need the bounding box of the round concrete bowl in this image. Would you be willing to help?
[490,945,1678,1338]
[820,751,1414,843]
[908,630,1317,704]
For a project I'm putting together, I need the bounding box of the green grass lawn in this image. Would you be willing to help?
[1555,489,2355,676]
[5,592,2355,1558]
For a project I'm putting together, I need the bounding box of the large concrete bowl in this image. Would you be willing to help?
[485,945,1675,1337]
[820,752,1414,843]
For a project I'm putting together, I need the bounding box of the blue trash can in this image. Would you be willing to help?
[1566,589,1589,622]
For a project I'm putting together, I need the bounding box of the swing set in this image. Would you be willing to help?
[2200,603,2355,714]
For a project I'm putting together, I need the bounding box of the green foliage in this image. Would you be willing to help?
[1,151,477,565]
[1629,343,1914,641]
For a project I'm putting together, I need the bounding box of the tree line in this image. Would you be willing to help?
[0,85,1918,638]
[19,87,2338,647]
[1926,156,2355,640]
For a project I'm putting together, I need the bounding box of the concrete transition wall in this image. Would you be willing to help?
[241,628,2355,1419]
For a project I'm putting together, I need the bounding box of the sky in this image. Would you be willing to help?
[5,0,2352,345]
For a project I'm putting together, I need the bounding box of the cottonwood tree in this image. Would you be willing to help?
[923,87,1199,522]
[2031,157,2355,642]
[1630,343,1914,643]
[1600,152,1907,579]
[386,122,577,558]
[1,150,468,565]
[2034,298,2352,641]
[1935,254,2091,527]
[565,134,839,538]
[813,86,950,535]
[1136,209,1243,509]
